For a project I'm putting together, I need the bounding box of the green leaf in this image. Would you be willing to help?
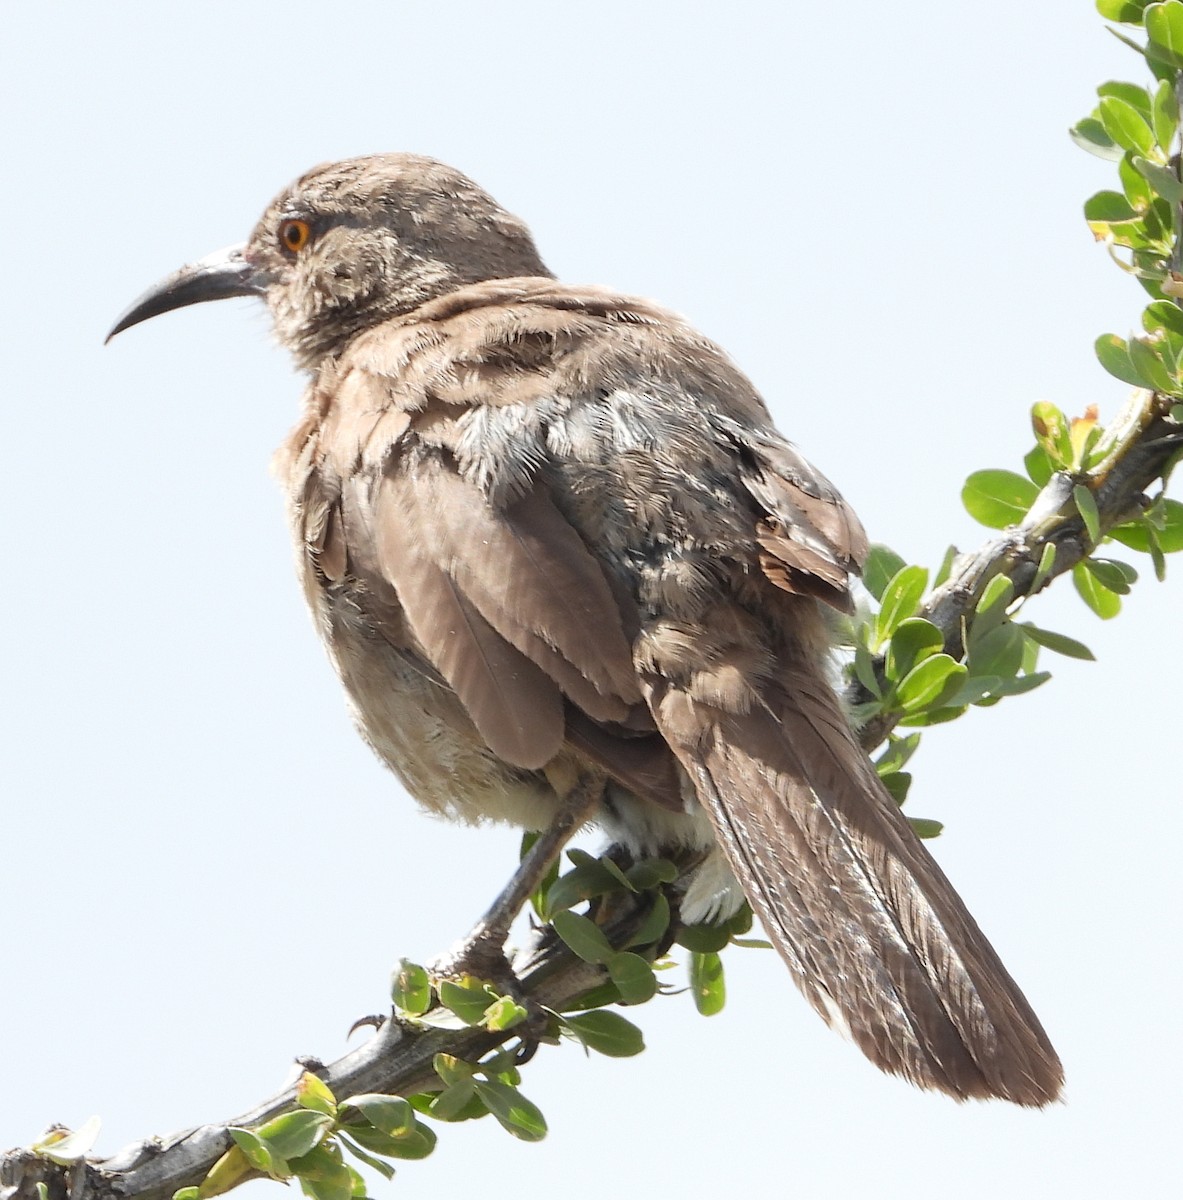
[391,959,432,1016]
[1073,561,1123,618]
[676,920,732,953]
[544,853,628,915]
[624,857,678,889]
[1099,96,1156,155]
[1095,333,1150,387]
[908,817,945,839]
[229,1129,288,1179]
[1031,542,1058,593]
[256,1111,334,1163]
[625,891,672,949]
[1128,335,1181,392]
[989,671,1052,698]
[1074,484,1102,544]
[1152,77,1179,150]
[883,618,944,682]
[288,1146,354,1200]
[1085,557,1138,591]
[1133,156,1183,204]
[483,995,528,1031]
[337,1137,397,1181]
[880,770,913,805]
[973,574,1016,637]
[1110,497,1183,550]
[552,909,615,964]
[874,564,928,646]
[1083,188,1139,222]
[438,980,497,1025]
[607,951,658,1004]
[1030,402,1072,467]
[342,1119,437,1161]
[895,655,967,713]
[428,1078,482,1122]
[933,543,958,587]
[966,623,1025,681]
[174,1191,201,1200]
[1019,623,1096,661]
[962,470,1038,529]
[561,1010,646,1057]
[473,1080,548,1142]
[852,639,882,698]
[1070,116,1122,160]
[875,732,922,775]
[1143,300,1183,337]
[343,1095,416,1138]
[1095,0,1151,21]
[1146,1,1183,68]
[863,543,907,601]
[690,951,726,1016]
[295,1073,338,1119]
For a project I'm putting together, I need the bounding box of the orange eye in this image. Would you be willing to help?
[278,218,312,253]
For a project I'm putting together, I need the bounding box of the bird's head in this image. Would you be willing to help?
[107,154,551,368]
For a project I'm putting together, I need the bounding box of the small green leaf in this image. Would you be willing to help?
[607,951,658,1004]
[989,671,1052,698]
[1152,77,1179,149]
[1095,333,1148,387]
[287,1145,354,1200]
[1128,335,1180,392]
[884,618,944,682]
[973,574,1016,636]
[1074,484,1102,544]
[1133,156,1183,203]
[1073,561,1123,618]
[1099,96,1156,155]
[862,543,907,601]
[342,1119,437,1161]
[624,857,678,889]
[1031,542,1057,593]
[966,623,1025,681]
[544,854,628,915]
[1094,0,1150,22]
[256,1111,334,1163]
[560,1010,646,1057]
[337,1137,397,1181]
[1070,116,1122,160]
[229,1129,289,1179]
[1030,401,1073,466]
[933,544,958,587]
[392,960,432,1016]
[875,732,922,775]
[962,470,1038,529]
[852,639,882,698]
[908,817,945,840]
[295,1073,338,1118]
[438,980,497,1025]
[880,770,913,805]
[1143,299,1183,336]
[676,921,732,953]
[1024,448,1054,492]
[1019,623,1095,661]
[552,909,615,964]
[173,1190,200,1200]
[343,1094,416,1138]
[483,996,528,1031]
[874,564,929,646]
[1083,188,1139,223]
[690,951,726,1016]
[1147,1,1183,68]
[473,1080,548,1142]
[1110,497,1183,551]
[896,655,967,713]
[428,1078,481,1122]
[625,892,672,949]
[1086,557,1138,591]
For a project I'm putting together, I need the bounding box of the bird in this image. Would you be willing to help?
[107,153,1062,1105]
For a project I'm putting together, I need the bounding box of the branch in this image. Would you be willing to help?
[851,387,1183,753]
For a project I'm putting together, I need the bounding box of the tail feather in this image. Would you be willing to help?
[648,665,1063,1106]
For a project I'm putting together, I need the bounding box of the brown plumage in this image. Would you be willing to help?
[108,153,1062,1105]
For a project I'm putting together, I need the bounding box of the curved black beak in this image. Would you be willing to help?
[105,244,266,343]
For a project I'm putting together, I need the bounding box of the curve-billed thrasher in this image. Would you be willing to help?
[108,154,1062,1105]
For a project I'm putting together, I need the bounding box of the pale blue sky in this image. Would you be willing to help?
[2,3,1179,1197]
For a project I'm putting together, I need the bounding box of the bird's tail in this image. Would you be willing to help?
[646,656,1063,1105]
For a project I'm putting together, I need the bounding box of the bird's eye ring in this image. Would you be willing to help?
[278,218,312,254]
